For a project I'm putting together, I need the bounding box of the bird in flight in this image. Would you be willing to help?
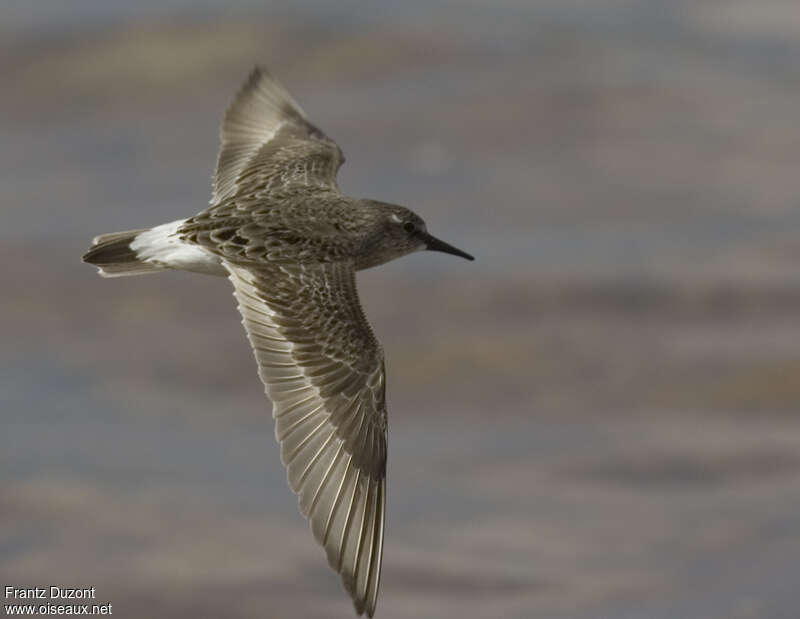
[83,67,473,616]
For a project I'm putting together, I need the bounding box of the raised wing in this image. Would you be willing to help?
[225,261,386,617]
[213,67,344,203]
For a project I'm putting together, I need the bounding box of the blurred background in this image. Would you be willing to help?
[3,1,800,617]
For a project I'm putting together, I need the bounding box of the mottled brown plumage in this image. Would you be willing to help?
[82,66,472,617]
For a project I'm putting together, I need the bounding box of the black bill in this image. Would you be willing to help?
[421,232,475,261]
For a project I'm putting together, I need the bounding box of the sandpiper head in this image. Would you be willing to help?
[378,203,474,262]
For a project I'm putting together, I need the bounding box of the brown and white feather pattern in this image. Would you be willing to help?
[226,260,386,617]
[214,67,344,204]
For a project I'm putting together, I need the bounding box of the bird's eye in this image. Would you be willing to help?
[403,222,416,233]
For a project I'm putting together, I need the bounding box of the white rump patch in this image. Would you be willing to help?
[130,220,225,275]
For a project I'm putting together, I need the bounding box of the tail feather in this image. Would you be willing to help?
[83,229,164,278]
[83,220,226,278]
